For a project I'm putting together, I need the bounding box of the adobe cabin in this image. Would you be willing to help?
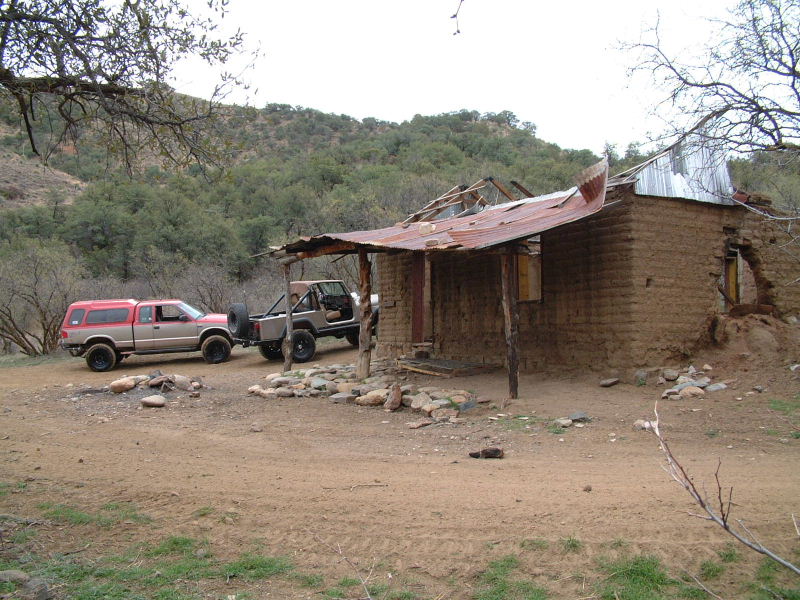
[274,138,800,397]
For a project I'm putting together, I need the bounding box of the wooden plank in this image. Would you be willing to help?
[488,177,518,202]
[500,252,520,400]
[403,185,461,224]
[296,241,356,260]
[510,180,534,198]
[356,248,373,379]
[398,364,452,378]
[281,263,293,373]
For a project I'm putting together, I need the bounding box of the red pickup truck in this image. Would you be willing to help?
[60,299,232,371]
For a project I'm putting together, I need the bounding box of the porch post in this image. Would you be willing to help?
[356,248,373,379]
[500,250,520,399]
[282,263,293,373]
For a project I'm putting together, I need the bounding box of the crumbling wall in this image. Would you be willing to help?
[627,195,800,366]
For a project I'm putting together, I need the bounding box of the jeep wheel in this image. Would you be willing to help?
[292,330,316,363]
[202,335,232,364]
[85,343,117,372]
[227,303,249,339]
[258,345,284,360]
[345,330,359,347]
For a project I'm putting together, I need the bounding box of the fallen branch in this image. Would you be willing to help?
[682,571,724,600]
[647,403,799,576]
[307,531,375,600]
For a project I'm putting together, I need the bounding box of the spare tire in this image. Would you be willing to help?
[227,303,250,339]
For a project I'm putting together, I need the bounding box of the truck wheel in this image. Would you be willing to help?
[292,330,316,363]
[201,335,231,364]
[345,330,359,347]
[227,303,249,339]
[258,345,284,360]
[85,343,117,372]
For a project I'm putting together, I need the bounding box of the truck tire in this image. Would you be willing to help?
[346,329,359,347]
[201,335,231,364]
[292,330,316,363]
[227,303,249,339]
[85,343,117,372]
[258,345,284,360]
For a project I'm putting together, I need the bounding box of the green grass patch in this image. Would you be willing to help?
[610,538,629,550]
[293,572,324,587]
[596,555,673,600]
[560,537,582,553]
[699,560,723,580]
[768,397,800,415]
[337,576,361,587]
[191,506,214,517]
[146,536,202,557]
[716,543,740,563]
[221,554,293,580]
[323,588,346,599]
[473,555,548,600]
[38,502,151,527]
[10,528,37,543]
[520,538,548,551]
[705,429,719,438]
[791,432,800,439]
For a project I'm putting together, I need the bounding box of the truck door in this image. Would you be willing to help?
[153,304,198,349]
[133,305,156,350]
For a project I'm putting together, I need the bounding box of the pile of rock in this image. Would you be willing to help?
[107,371,205,408]
[659,364,728,400]
[246,360,485,424]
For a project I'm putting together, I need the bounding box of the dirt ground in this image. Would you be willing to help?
[1,330,799,599]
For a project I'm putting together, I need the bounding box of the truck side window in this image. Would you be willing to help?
[139,306,153,323]
[157,305,182,322]
[68,308,86,326]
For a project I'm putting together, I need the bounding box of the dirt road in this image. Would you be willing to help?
[1,343,798,598]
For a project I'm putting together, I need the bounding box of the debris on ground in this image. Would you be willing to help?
[468,447,504,459]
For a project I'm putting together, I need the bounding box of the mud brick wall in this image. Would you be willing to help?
[375,252,414,358]
[628,195,800,366]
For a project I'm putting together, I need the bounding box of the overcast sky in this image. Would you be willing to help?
[174,0,732,155]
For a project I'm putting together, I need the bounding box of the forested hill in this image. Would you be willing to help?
[1,101,650,285]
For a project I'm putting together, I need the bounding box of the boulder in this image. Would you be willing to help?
[265,372,282,382]
[679,386,705,399]
[308,377,330,390]
[410,392,433,411]
[384,384,402,411]
[554,418,573,428]
[400,384,417,395]
[272,376,301,386]
[330,392,356,404]
[336,382,359,394]
[705,383,727,393]
[599,378,619,388]
[325,381,339,394]
[569,411,590,422]
[109,377,137,393]
[141,395,166,408]
[632,419,650,431]
[401,395,415,407]
[275,387,295,398]
[431,407,459,420]
[171,375,193,391]
[662,368,679,381]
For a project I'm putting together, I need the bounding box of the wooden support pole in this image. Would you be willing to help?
[282,263,293,373]
[356,248,373,379]
[500,252,520,400]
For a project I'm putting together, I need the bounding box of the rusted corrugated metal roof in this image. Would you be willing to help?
[284,159,608,254]
[608,135,735,205]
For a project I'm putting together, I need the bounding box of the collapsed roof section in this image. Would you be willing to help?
[279,159,609,260]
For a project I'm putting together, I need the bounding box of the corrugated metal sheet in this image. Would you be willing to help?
[284,160,608,254]
[609,136,734,205]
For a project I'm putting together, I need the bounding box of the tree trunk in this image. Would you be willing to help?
[500,252,520,400]
[356,248,373,379]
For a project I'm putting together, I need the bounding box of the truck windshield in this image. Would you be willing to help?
[177,302,204,319]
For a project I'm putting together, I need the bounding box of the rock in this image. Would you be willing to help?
[275,387,295,398]
[554,418,573,428]
[189,391,200,398]
[272,376,301,386]
[753,385,765,393]
[249,422,264,433]
[171,375,193,391]
[583,485,592,492]
[191,381,202,390]
[657,376,666,386]
[568,411,590,422]
[308,377,330,390]
[330,392,356,404]
[401,394,415,407]
[247,385,263,394]
[0,570,31,584]
[679,386,705,399]
[468,447,504,459]
[149,369,164,378]
[457,400,477,412]
[384,383,402,411]
[431,407,459,420]
[141,395,166,408]
[632,419,650,431]
[687,365,697,375]
[450,394,469,404]
[662,368,679,381]
[355,394,384,406]
[661,388,681,399]
[289,383,306,390]
[705,383,727,392]
[449,416,465,424]
[265,372,282,382]
[676,375,692,385]
[109,377,137,393]
[693,376,711,388]
[702,363,713,371]
[400,384,417,395]
[429,390,453,400]
[336,382,359,394]
[147,375,169,387]
[325,381,339,394]
[407,419,434,429]
[22,577,52,600]
[599,378,619,388]
[409,392,432,411]
[421,399,451,416]
[418,386,440,393]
